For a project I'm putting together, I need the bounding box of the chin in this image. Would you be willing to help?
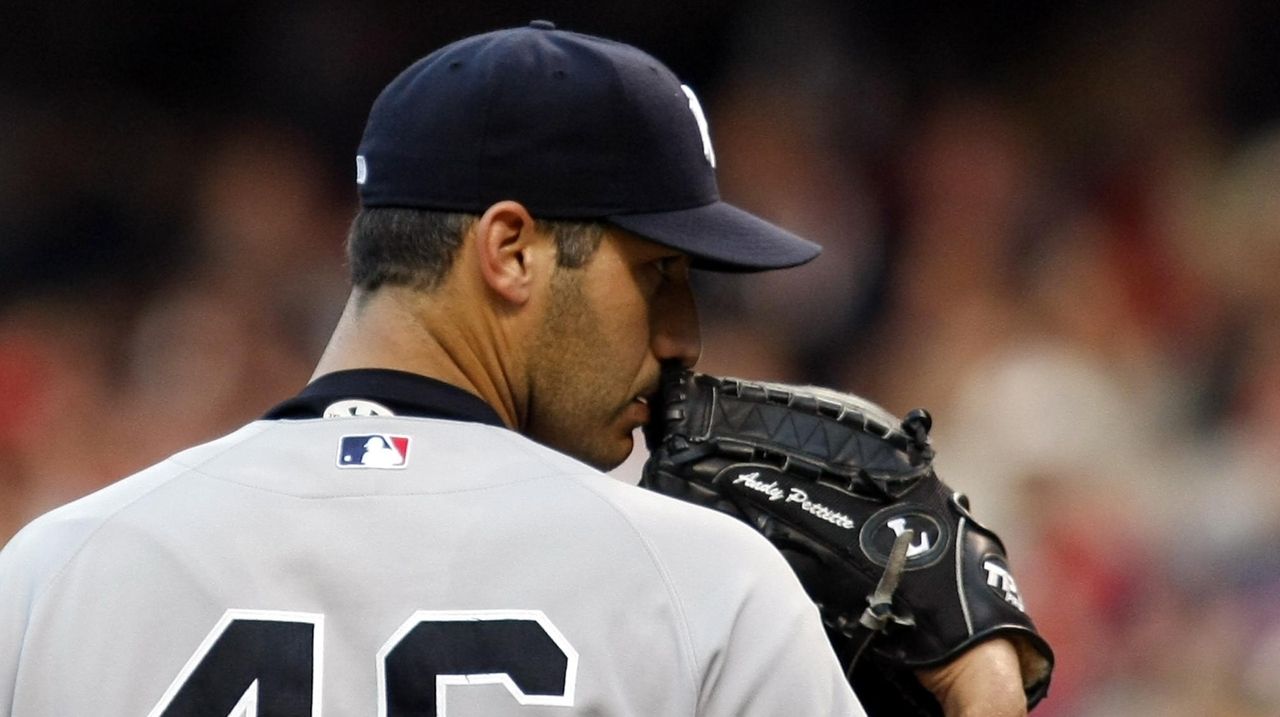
[582,432,635,472]
[536,422,635,472]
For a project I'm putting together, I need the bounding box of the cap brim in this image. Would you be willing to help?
[607,201,821,272]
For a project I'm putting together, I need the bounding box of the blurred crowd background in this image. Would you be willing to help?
[3,0,1279,714]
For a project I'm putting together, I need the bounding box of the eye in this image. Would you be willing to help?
[638,253,686,296]
[653,256,677,278]
[654,254,688,279]
[641,256,673,290]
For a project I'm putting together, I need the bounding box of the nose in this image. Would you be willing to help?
[651,274,701,368]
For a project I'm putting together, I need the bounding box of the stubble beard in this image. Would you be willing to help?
[525,268,629,470]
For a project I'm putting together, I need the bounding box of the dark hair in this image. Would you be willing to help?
[346,208,604,292]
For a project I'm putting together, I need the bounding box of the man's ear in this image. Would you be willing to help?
[472,200,554,305]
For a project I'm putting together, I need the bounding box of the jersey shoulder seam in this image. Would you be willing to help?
[555,475,705,707]
[25,424,271,608]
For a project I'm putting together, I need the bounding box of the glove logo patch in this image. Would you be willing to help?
[860,506,949,569]
[982,555,1026,611]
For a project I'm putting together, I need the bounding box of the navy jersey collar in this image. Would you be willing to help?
[263,368,507,428]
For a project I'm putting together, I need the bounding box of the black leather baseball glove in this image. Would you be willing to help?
[640,368,1054,714]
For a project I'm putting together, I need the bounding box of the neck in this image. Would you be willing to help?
[313,289,525,429]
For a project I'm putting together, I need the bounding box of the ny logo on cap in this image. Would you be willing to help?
[681,85,716,168]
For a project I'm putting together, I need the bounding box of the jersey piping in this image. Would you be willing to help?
[263,368,506,426]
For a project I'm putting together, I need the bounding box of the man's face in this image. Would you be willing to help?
[524,228,700,470]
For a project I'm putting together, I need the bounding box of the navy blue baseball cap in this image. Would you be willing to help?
[356,21,821,272]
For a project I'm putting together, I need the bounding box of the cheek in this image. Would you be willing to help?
[600,307,653,385]
[599,284,653,356]
[611,309,651,358]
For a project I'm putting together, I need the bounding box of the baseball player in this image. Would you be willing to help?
[0,23,1027,716]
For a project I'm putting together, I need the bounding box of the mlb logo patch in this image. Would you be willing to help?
[338,434,410,469]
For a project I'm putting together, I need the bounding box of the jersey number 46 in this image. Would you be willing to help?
[147,608,578,716]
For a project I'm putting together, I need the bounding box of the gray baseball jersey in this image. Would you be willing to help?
[0,370,865,716]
